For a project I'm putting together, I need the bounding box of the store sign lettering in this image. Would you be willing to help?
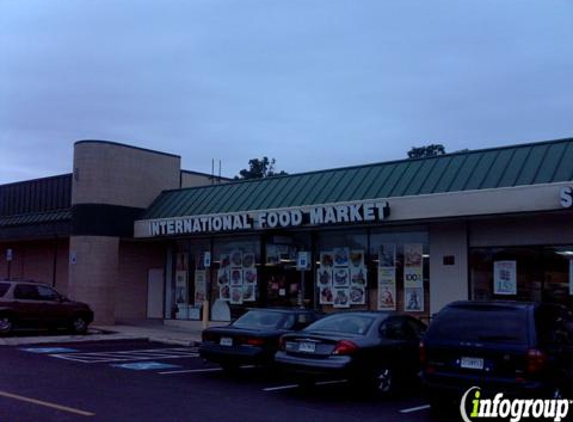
[560,186,573,208]
[148,201,390,237]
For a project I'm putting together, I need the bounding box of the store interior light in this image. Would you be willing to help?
[555,251,573,257]
[422,254,430,258]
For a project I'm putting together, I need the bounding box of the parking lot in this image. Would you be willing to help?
[0,339,455,422]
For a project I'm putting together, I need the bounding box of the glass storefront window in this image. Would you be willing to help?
[471,246,573,309]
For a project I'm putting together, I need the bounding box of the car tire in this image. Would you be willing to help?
[372,367,394,396]
[0,314,13,335]
[70,315,89,334]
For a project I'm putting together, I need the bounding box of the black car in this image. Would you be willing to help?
[199,308,320,372]
[421,301,573,409]
[275,311,426,394]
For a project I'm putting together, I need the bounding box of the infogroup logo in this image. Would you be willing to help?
[460,387,571,422]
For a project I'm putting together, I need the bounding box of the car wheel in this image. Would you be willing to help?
[70,315,88,334]
[0,315,13,335]
[373,367,393,395]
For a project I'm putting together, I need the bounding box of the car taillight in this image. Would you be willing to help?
[526,349,546,374]
[246,337,265,346]
[332,340,359,355]
[419,341,426,365]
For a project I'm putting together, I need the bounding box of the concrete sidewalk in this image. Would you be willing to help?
[0,320,226,347]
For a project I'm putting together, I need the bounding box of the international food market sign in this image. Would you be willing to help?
[143,201,390,237]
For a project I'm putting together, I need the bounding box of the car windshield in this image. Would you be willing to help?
[232,310,293,329]
[304,314,376,335]
[426,306,529,344]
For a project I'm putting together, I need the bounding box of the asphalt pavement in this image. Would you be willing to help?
[0,338,456,422]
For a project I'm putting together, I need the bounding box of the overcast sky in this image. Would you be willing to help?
[1,0,572,183]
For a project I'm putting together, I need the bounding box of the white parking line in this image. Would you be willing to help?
[263,384,300,392]
[315,379,348,386]
[399,404,431,414]
[0,390,95,417]
[159,368,223,375]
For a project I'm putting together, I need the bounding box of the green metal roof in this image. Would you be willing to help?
[142,137,573,219]
[0,209,72,227]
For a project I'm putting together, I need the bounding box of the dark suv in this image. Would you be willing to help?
[0,280,94,335]
[421,301,573,408]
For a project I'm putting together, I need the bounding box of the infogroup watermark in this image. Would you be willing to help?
[460,387,571,422]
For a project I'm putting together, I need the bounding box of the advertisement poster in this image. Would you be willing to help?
[217,269,229,286]
[377,267,396,310]
[379,244,396,267]
[494,261,517,295]
[333,288,350,308]
[333,268,350,287]
[242,253,255,268]
[243,268,257,284]
[219,254,230,269]
[333,248,349,267]
[320,251,334,269]
[230,286,243,304]
[194,271,206,306]
[319,285,334,305]
[349,250,364,268]
[242,284,256,302]
[350,285,366,305]
[350,267,367,287]
[404,244,424,312]
[175,270,188,304]
[219,285,230,301]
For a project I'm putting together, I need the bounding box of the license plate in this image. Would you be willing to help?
[298,342,316,353]
[220,337,233,346]
[461,357,484,370]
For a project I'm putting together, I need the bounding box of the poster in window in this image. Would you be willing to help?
[333,268,351,287]
[219,285,230,301]
[349,250,364,268]
[219,254,230,269]
[175,270,188,304]
[350,267,367,287]
[230,250,243,268]
[403,243,424,312]
[377,267,396,310]
[333,248,349,267]
[243,268,257,285]
[333,288,350,308]
[493,261,517,295]
[379,244,396,268]
[350,285,366,305]
[217,269,229,286]
[230,269,243,286]
[230,286,243,304]
[405,287,424,312]
[194,270,206,306]
[320,251,334,269]
[242,284,256,302]
[243,253,255,268]
[319,285,334,305]
[317,268,332,287]
[570,260,573,296]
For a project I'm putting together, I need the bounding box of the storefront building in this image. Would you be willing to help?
[2,138,573,325]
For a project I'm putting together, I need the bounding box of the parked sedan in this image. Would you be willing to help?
[199,308,320,372]
[275,311,426,394]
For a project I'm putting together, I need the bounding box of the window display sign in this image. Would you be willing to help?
[318,248,367,307]
[378,244,396,311]
[194,270,206,306]
[218,251,257,303]
[404,244,424,312]
[493,261,517,295]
